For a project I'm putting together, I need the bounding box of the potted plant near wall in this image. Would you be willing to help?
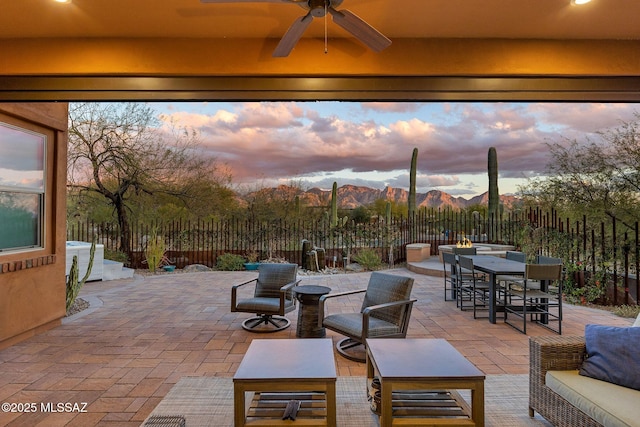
[244,250,260,271]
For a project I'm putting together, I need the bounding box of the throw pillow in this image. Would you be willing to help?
[633,313,640,327]
[579,324,640,391]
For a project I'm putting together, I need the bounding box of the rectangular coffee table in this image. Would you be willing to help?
[366,338,485,427]
[233,339,337,426]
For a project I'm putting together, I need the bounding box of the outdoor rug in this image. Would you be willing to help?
[143,375,552,426]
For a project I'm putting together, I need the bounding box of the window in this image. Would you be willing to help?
[0,122,45,252]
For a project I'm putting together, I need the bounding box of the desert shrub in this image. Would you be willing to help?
[352,248,382,271]
[216,252,245,271]
[563,265,607,305]
[144,229,167,272]
[613,304,640,318]
[104,248,129,264]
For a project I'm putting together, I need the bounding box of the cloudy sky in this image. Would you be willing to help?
[0,122,45,190]
[154,102,639,199]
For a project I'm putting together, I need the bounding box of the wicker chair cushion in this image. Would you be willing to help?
[253,263,298,299]
[579,324,640,391]
[322,313,400,338]
[236,297,294,314]
[360,272,414,324]
[547,370,640,427]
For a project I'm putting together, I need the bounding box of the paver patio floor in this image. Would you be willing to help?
[0,268,633,426]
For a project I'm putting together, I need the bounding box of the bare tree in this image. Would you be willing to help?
[67,102,233,258]
[521,112,640,226]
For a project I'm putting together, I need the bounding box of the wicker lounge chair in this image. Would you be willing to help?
[530,333,640,427]
[529,336,601,427]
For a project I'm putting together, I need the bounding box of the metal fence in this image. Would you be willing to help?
[67,207,639,305]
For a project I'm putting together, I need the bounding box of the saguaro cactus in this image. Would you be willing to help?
[488,146,500,241]
[408,147,418,218]
[330,181,338,227]
[386,201,394,267]
[385,201,392,225]
[66,239,96,312]
[488,146,499,220]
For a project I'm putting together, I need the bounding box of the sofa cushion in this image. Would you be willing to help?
[547,370,640,427]
[579,324,640,391]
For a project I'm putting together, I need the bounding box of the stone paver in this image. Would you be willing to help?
[0,268,633,426]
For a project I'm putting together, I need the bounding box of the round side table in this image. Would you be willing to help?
[294,285,332,338]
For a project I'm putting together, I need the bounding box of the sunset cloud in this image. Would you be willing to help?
[155,102,639,198]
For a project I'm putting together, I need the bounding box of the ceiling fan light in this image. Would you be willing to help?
[571,0,591,5]
[54,0,72,3]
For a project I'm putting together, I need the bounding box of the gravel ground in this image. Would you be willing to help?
[66,297,90,317]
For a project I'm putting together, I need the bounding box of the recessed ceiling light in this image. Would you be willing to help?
[572,0,591,4]
[54,0,72,3]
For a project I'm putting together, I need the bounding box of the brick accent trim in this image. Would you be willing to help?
[0,255,56,274]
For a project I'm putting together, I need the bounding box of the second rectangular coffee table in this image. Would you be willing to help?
[233,338,337,426]
[366,338,485,427]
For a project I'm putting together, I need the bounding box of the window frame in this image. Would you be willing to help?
[0,120,46,253]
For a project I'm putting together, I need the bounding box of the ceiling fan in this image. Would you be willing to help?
[200,0,392,57]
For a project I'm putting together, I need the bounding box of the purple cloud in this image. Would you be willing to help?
[156,102,639,196]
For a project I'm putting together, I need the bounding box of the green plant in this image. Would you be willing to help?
[144,229,168,272]
[584,269,607,301]
[563,265,606,305]
[352,248,382,271]
[245,250,259,263]
[104,248,129,264]
[216,252,245,271]
[612,304,640,318]
[66,239,96,312]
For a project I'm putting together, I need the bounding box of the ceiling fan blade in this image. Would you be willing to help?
[273,13,314,57]
[328,8,391,52]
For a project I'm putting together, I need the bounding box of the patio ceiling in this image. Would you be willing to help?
[1,0,640,100]
[5,0,640,40]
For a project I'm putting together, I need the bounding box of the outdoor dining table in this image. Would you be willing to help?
[465,255,526,324]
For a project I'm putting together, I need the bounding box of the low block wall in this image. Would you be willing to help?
[406,243,431,263]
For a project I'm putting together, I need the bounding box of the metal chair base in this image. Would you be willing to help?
[335,337,366,362]
[241,315,290,333]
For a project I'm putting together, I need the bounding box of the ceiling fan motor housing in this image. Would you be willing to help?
[308,0,343,17]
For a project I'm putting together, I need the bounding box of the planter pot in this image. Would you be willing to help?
[163,265,176,272]
[244,262,260,271]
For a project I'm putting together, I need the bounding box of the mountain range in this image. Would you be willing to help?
[247,184,519,210]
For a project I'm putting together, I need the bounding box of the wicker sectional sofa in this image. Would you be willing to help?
[529,331,640,427]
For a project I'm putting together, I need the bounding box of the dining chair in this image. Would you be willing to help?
[536,255,562,264]
[536,255,564,294]
[504,263,563,334]
[506,251,527,263]
[453,247,477,256]
[497,251,527,287]
[442,251,459,302]
[458,256,491,318]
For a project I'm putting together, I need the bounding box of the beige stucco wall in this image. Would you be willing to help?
[0,103,68,350]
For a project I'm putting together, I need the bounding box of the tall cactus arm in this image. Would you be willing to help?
[488,146,500,219]
[408,147,418,217]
